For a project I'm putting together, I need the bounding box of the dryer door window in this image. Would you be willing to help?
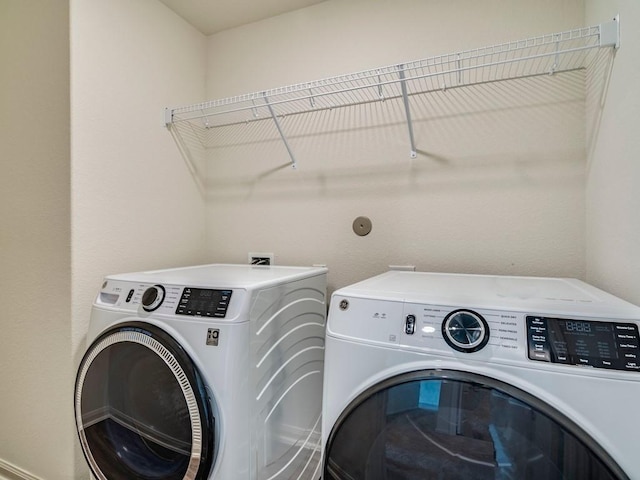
[75,322,216,480]
[324,370,628,480]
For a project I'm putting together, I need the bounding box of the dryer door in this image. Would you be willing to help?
[75,322,216,480]
[324,369,628,480]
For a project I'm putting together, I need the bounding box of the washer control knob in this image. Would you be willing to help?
[442,309,489,353]
[142,285,166,312]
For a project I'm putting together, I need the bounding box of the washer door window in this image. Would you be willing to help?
[75,323,216,480]
[324,370,628,480]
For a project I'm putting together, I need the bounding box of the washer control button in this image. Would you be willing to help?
[442,309,490,353]
[142,285,166,312]
[405,315,416,335]
[126,289,135,303]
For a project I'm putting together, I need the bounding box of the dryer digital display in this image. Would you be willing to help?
[176,288,232,317]
[527,316,640,371]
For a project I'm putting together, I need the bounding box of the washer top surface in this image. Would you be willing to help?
[106,263,326,289]
[336,271,640,317]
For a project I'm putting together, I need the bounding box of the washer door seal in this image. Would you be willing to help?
[75,322,216,480]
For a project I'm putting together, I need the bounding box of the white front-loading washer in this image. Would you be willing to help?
[322,271,640,480]
[75,264,327,480]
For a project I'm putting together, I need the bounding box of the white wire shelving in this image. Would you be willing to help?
[165,18,619,170]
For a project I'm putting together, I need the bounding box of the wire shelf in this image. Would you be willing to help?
[166,19,619,169]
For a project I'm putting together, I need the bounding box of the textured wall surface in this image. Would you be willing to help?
[70,0,208,476]
[0,1,73,478]
[204,0,587,293]
[586,1,640,305]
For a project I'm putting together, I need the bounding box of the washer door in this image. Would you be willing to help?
[75,322,216,480]
[324,369,628,480]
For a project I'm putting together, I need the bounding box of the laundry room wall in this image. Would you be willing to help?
[0,0,208,476]
[585,0,640,306]
[2,0,208,479]
[0,1,74,479]
[203,0,587,291]
[68,1,207,479]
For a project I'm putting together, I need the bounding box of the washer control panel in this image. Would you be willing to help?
[527,316,640,372]
[398,303,520,358]
[328,294,640,372]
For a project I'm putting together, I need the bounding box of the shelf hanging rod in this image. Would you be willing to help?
[195,66,585,131]
[169,21,613,124]
[172,24,605,116]
[173,43,599,126]
[263,93,297,169]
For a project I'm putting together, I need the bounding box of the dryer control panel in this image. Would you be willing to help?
[176,288,232,318]
[527,316,640,372]
[95,279,241,320]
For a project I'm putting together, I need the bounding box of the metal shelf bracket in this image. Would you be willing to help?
[398,64,418,159]
[263,93,297,169]
[599,16,620,49]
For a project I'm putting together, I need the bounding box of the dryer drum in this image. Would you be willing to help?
[74,322,215,480]
[324,369,629,480]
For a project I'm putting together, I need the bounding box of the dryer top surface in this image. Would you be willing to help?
[336,271,640,318]
[106,263,327,289]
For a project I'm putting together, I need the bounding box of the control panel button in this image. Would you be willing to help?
[404,315,416,335]
[442,309,490,353]
[527,317,551,362]
[142,285,165,312]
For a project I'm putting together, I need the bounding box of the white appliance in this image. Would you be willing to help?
[75,264,327,480]
[322,271,640,480]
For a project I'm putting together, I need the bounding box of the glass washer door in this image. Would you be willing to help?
[324,369,629,480]
[75,322,215,480]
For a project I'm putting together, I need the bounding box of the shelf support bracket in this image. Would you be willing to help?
[398,65,418,159]
[164,107,173,127]
[263,93,297,169]
[599,15,620,49]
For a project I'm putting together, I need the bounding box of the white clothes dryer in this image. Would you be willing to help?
[75,264,327,480]
[322,271,640,480]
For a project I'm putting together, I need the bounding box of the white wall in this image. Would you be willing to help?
[0,1,73,478]
[0,1,208,479]
[204,0,587,292]
[70,0,208,476]
[585,0,640,305]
